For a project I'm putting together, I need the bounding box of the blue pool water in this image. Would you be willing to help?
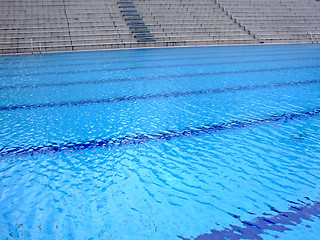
[0,44,320,239]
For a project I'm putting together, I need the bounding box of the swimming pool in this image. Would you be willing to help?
[0,44,320,239]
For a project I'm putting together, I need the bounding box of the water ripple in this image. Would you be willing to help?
[1,45,320,239]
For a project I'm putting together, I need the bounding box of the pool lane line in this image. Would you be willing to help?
[1,64,320,91]
[1,107,320,158]
[0,79,319,112]
[178,198,320,240]
[2,56,320,78]
[2,46,317,65]
[1,51,318,71]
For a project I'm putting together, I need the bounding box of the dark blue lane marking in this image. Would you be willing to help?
[2,57,320,78]
[1,107,320,158]
[1,79,319,111]
[1,65,320,91]
[178,198,320,240]
[0,51,317,71]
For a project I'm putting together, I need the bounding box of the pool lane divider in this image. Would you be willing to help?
[1,65,320,91]
[1,107,320,158]
[178,198,320,240]
[1,79,319,111]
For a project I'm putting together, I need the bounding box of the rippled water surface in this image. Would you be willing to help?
[1,44,320,239]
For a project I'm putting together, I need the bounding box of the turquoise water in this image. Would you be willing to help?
[0,44,320,239]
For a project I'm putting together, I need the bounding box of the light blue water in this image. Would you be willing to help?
[0,44,320,239]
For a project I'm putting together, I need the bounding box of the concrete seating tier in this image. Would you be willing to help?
[217,0,320,43]
[133,0,257,47]
[1,0,319,54]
